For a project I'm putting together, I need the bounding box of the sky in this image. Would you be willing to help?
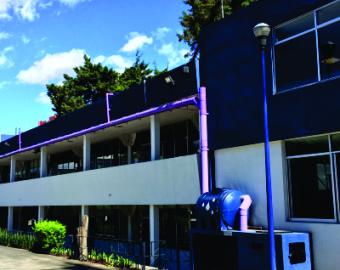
[0,0,189,135]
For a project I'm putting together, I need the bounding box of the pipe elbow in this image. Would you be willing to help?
[240,194,252,212]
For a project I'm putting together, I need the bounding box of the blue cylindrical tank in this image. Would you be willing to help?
[196,188,243,231]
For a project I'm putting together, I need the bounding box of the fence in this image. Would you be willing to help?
[65,234,192,270]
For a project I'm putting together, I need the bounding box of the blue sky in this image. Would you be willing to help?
[0,0,189,135]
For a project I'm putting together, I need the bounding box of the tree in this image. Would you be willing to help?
[47,53,153,116]
[178,0,256,57]
[117,51,153,91]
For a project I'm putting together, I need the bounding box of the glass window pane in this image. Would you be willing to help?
[289,155,334,219]
[317,1,340,24]
[286,136,329,156]
[275,32,318,92]
[318,21,340,80]
[275,13,314,41]
[331,133,340,151]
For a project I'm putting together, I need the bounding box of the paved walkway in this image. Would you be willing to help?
[0,246,109,270]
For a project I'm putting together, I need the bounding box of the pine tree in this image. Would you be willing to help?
[47,53,153,116]
[178,0,256,57]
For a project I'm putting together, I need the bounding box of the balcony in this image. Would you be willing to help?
[0,154,201,207]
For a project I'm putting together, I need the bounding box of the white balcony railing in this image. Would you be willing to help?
[0,154,200,207]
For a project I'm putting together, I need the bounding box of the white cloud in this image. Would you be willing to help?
[0,46,15,68]
[17,48,85,84]
[0,81,10,89]
[120,32,153,53]
[94,54,132,73]
[35,91,51,104]
[153,27,170,40]
[0,31,11,40]
[0,0,12,20]
[58,0,89,6]
[21,34,30,44]
[0,0,89,21]
[158,43,189,68]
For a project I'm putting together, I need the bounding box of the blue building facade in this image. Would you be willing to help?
[200,0,340,269]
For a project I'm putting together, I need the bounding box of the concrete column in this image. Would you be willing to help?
[150,115,160,161]
[81,205,89,217]
[149,205,159,266]
[83,135,91,171]
[127,215,132,241]
[7,206,13,231]
[10,156,16,182]
[40,147,47,177]
[38,206,45,221]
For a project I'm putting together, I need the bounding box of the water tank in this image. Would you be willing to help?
[196,188,243,231]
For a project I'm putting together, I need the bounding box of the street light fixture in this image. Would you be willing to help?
[253,22,277,270]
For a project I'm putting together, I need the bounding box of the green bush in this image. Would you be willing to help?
[33,220,66,252]
[0,229,36,250]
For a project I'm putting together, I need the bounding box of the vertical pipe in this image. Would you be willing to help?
[239,195,252,231]
[199,86,209,194]
[261,49,276,270]
[105,93,113,123]
[18,128,22,149]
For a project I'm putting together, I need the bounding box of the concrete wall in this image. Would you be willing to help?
[0,154,200,207]
[215,141,340,270]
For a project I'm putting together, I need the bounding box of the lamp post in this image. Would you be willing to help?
[253,22,277,270]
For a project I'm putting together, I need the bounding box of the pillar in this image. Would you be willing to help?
[7,206,13,231]
[128,215,132,241]
[80,205,89,260]
[81,205,89,217]
[150,115,160,161]
[40,146,47,177]
[149,205,159,266]
[38,206,45,221]
[83,135,91,171]
[10,156,16,182]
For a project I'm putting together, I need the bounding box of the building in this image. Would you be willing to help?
[0,60,201,269]
[199,0,340,269]
[0,0,339,269]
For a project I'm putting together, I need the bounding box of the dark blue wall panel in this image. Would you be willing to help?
[0,61,197,155]
[200,0,338,150]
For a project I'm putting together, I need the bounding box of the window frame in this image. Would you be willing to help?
[272,0,340,94]
[285,133,340,223]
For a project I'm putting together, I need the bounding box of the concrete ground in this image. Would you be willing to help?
[0,246,109,270]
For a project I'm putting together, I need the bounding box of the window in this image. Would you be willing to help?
[160,120,199,159]
[48,150,82,176]
[273,1,340,93]
[91,138,127,170]
[285,134,340,221]
[15,159,40,181]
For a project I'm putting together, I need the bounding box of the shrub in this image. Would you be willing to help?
[0,229,36,250]
[87,249,136,269]
[33,220,66,252]
[50,247,74,258]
